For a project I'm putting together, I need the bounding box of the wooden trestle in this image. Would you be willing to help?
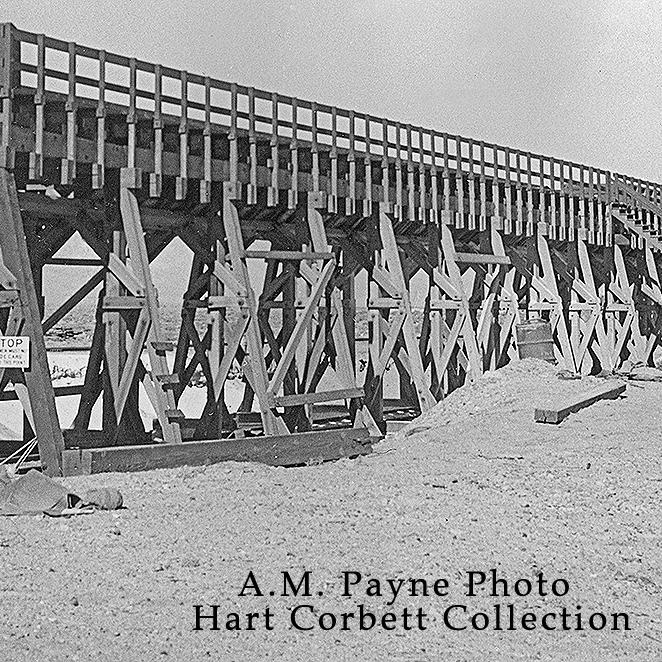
[2,23,662,475]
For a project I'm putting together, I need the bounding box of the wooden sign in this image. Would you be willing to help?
[0,336,30,368]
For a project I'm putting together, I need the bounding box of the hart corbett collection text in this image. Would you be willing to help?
[192,570,631,633]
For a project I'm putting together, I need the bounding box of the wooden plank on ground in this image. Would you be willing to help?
[62,428,375,475]
[534,382,626,424]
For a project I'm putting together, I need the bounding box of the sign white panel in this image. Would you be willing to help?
[0,336,30,368]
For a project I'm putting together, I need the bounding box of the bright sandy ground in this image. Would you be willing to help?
[0,359,660,661]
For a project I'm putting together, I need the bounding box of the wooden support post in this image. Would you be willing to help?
[29,33,45,181]
[578,164,587,240]
[347,110,356,215]
[176,71,189,200]
[530,226,575,370]
[504,148,512,234]
[118,168,182,443]
[288,98,299,209]
[431,132,440,225]
[61,41,77,185]
[381,118,391,212]
[268,93,279,207]
[479,141,487,231]
[311,102,320,194]
[491,145,501,231]
[329,107,338,213]
[221,181,286,435]
[559,160,567,241]
[549,158,557,240]
[538,157,546,235]
[228,81,238,188]
[247,86,257,205]
[455,136,464,229]
[442,134,451,224]
[375,205,435,411]
[526,152,534,236]
[568,164,576,242]
[150,64,163,197]
[73,292,105,432]
[0,24,19,149]
[394,123,403,219]
[406,125,415,222]
[467,139,476,230]
[93,50,106,189]
[588,166,596,243]
[418,129,427,223]
[127,58,137,169]
[363,115,372,217]
[0,167,64,475]
[201,76,213,204]
[515,151,524,235]
[307,192,377,433]
[102,225,128,439]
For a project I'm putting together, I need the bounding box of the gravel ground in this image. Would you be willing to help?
[1,359,660,661]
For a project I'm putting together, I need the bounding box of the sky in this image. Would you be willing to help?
[3,0,662,182]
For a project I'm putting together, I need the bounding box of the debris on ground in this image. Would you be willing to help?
[626,365,662,382]
[0,469,123,517]
[81,487,123,511]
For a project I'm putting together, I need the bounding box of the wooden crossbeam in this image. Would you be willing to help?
[62,428,374,475]
[271,387,364,408]
[455,252,511,265]
[244,250,334,261]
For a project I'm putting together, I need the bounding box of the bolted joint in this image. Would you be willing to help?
[0,146,16,171]
[491,215,503,231]
[224,180,241,201]
[149,173,162,198]
[308,191,326,209]
[120,167,143,190]
[60,158,76,185]
[28,151,43,180]
[175,176,187,200]
[199,180,211,204]
[91,162,104,190]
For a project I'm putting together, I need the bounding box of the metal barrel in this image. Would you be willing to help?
[515,318,555,362]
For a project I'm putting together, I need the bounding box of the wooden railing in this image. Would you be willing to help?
[3,22,662,247]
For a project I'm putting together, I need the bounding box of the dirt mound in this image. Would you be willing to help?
[398,359,611,439]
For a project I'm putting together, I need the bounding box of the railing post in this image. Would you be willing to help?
[0,23,20,148]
